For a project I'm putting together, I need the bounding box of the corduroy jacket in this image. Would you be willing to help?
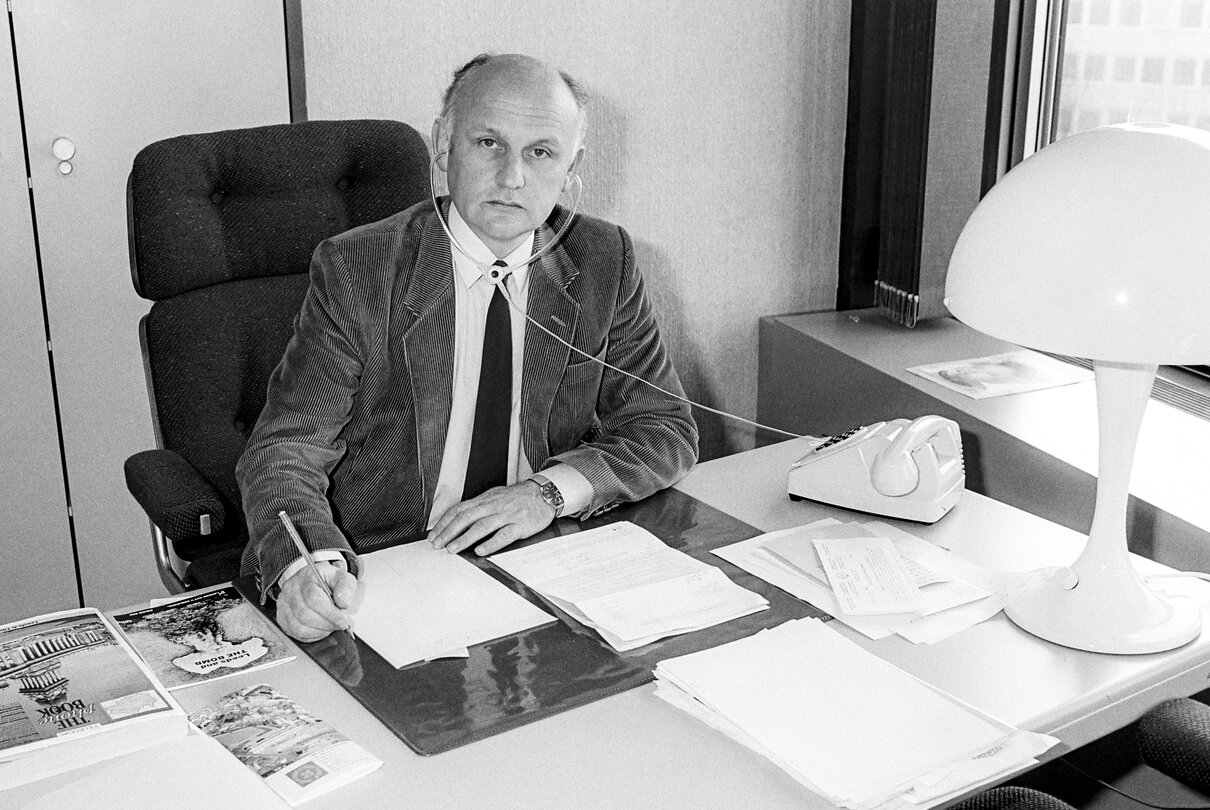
[237,199,698,596]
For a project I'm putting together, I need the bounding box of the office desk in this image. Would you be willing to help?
[8,439,1210,809]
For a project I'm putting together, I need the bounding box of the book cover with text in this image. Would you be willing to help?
[0,608,187,789]
[113,586,296,690]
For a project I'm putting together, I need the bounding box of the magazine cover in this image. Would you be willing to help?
[0,608,187,788]
[190,683,382,806]
[907,350,1093,400]
[113,586,296,690]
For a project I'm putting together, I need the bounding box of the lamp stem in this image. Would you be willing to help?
[1004,360,1201,653]
[1073,362,1157,598]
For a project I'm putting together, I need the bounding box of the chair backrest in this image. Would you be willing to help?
[128,119,430,567]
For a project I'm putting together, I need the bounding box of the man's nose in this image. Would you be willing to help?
[498,152,525,189]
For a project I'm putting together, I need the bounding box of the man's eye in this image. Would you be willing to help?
[531,148,550,159]
[479,138,498,148]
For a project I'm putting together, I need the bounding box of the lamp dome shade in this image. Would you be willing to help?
[945,123,1210,364]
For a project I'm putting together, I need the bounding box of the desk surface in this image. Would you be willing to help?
[8,439,1210,809]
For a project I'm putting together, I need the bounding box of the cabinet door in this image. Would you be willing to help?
[10,0,290,609]
[0,13,77,624]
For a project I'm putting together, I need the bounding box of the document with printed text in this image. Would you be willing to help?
[490,522,768,651]
[811,535,924,615]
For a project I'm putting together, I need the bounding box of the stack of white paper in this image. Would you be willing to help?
[490,522,769,651]
[356,541,555,668]
[713,519,1056,643]
[653,618,1057,809]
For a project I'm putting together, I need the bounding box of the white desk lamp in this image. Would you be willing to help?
[945,123,1210,654]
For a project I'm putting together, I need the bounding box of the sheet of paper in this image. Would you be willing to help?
[21,733,288,810]
[714,519,1024,645]
[764,522,873,584]
[813,536,924,615]
[491,522,767,650]
[576,567,768,651]
[766,523,991,617]
[493,522,703,601]
[653,618,1043,808]
[355,542,554,669]
[712,521,894,640]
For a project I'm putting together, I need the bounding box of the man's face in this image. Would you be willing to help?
[434,69,584,258]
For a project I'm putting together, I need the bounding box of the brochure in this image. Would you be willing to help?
[190,683,382,806]
[113,586,296,690]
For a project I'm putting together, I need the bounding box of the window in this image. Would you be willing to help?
[1178,0,1204,26]
[1007,0,1210,409]
[1141,55,1167,81]
[1084,53,1107,79]
[1051,0,1210,143]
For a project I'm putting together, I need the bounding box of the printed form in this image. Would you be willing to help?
[490,522,768,651]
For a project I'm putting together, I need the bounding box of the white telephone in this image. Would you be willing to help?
[787,415,965,523]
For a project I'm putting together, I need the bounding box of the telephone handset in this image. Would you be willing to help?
[787,415,965,523]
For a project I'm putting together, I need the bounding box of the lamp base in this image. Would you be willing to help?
[1006,573,1201,655]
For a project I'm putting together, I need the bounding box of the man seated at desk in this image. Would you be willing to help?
[237,53,698,642]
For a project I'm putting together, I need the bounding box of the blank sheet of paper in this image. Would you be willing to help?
[355,542,554,669]
[654,618,1015,806]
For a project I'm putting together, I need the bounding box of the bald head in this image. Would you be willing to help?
[431,53,588,257]
[440,53,588,147]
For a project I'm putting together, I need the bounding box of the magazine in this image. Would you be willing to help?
[113,586,296,690]
[907,349,1093,400]
[190,683,382,806]
[0,608,189,790]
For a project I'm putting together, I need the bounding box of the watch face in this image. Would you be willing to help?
[539,481,564,514]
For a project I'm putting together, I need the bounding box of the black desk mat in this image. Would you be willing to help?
[236,488,829,755]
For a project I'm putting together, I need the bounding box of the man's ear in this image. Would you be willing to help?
[564,145,586,190]
[431,118,451,171]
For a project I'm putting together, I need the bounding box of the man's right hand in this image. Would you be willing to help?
[275,563,360,642]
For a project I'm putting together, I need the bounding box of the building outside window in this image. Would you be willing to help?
[1055,0,1210,141]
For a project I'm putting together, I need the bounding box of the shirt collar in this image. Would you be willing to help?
[448,203,535,291]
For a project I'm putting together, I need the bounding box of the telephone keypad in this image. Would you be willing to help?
[812,426,863,453]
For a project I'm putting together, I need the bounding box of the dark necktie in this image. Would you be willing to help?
[462,260,512,500]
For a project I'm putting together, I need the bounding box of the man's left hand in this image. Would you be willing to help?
[428,481,555,555]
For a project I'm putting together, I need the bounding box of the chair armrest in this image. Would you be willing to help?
[124,449,229,547]
[1138,697,1210,794]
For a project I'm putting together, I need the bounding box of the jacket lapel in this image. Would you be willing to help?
[399,209,455,512]
[522,215,581,467]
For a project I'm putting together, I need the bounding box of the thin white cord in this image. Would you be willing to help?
[498,282,805,441]
[430,154,805,442]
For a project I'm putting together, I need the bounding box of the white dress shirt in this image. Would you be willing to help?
[427,203,592,527]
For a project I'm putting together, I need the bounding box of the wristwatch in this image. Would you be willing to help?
[528,473,565,518]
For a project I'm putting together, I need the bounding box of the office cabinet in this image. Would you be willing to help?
[1,1,290,617]
[0,14,76,623]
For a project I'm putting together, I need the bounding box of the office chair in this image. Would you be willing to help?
[1137,696,1210,795]
[950,786,1077,810]
[124,119,429,593]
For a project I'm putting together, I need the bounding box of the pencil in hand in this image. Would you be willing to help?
[277,510,356,639]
